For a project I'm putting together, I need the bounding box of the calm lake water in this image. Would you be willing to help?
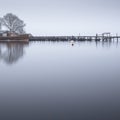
[0,41,120,120]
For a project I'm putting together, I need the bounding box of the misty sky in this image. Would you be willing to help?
[0,0,120,36]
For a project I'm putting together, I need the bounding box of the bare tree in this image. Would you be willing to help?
[2,13,26,34]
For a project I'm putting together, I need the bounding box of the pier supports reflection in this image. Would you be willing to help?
[95,39,119,48]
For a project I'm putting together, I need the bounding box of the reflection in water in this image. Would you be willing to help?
[0,40,120,120]
[72,40,119,48]
[0,42,28,64]
[95,39,119,48]
[0,40,119,65]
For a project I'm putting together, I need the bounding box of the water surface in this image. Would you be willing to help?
[0,41,120,120]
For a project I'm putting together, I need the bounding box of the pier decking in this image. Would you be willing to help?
[29,35,120,41]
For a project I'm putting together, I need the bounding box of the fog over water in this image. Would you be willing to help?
[0,0,120,35]
[0,41,120,120]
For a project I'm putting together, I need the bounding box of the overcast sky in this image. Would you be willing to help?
[0,0,120,36]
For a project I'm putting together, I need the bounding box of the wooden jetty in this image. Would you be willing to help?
[29,35,120,41]
[0,32,119,42]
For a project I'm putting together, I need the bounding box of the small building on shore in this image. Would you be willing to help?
[0,31,18,37]
[0,31,29,42]
[0,31,7,37]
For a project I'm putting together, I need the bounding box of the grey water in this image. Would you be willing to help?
[0,41,120,120]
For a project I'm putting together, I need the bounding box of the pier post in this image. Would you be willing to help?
[95,34,98,41]
[116,34,118,42]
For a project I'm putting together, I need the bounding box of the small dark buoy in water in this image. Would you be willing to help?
[70,40,74,46]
